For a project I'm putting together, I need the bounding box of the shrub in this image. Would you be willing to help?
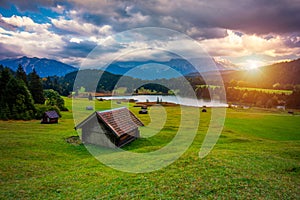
[44,89,68,111]
[34,104,61,120]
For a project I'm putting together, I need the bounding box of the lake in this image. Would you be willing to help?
[96,95,228,107]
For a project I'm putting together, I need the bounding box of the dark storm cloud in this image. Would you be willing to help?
[2,0,299,37]
[0,0,59,12]
[0,43,22,59]
[60,38,127,60]
[212,0,300,35]
[187,27,228,40]
[155,0,300,35]
[284,33,300,48]
[81,13,110,27]
[59,39,97,58]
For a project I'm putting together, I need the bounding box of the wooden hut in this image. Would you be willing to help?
[41,111,59,124]
[75,107,144,148]
[139,105,148,114]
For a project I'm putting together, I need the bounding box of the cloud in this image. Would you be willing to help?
[65,0,300,36]
[2,0,300,36]
[0,14,50,32]
[60,38,97,58]
[284,33,300,48]
[0,15,64,60]
[201,30,300,67]
[51,4,65,14]
[51,16,112,37]
[202,30,276,57]
[136,0,300,35]
[0,0,299,68]
[0,42,22,59]
[0,0,59,12]
[187,27,228,40]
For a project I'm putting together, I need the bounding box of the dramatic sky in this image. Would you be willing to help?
[0,0,299,69]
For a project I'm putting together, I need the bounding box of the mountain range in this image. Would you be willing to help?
[0,56,299,87]
[0,56,77,77]
[0,56,237,79]
[105,58,238,79]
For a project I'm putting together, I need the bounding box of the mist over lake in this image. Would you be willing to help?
[97,95,228,107]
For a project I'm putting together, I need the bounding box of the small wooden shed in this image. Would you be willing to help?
[75,107,144,148]
[41,111,59,124]
[139,105,148,114]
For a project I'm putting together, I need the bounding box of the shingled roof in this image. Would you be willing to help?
[44,111,59,119]
[97,107,143,137]
[76,107,144,137]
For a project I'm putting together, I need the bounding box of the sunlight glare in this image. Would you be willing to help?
[246,59,262,70]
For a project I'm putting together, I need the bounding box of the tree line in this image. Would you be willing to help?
[44,68,300,109]
[2,64,299,119]
[0,64,67,120]
[226,87,300,108]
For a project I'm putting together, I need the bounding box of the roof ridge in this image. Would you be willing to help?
[97,107,127,114]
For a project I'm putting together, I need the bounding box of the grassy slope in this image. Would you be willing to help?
[0,98,299,199]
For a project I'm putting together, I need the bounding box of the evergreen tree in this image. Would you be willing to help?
[0,67,12,97]
[16,64,28,86]
[28,69,45,104]
[4,77,35,120]
[0,68,36,120]
[43,76,53,89]
[0,103,10,120]
[0,68,13,119]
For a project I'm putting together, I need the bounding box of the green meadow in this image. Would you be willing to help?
[0,98,300,199]
[232,86,293,95]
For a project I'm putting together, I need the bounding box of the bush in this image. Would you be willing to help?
[34,104,61,120]
[44,89,68,111]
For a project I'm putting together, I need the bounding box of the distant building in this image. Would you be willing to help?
[41,111,59,124]
[139,105,148,114]
[75,107,144,148]
[86,106,93,110]
[276,105,286,110]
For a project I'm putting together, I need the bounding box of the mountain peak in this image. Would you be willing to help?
[0,56,77,77]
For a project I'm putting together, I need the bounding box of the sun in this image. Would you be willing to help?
[246,59,262,70]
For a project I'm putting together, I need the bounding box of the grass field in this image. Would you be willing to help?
[0,98,299,199]
[231,86,293,95]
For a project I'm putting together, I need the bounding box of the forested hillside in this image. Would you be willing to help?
[221,59,300,88]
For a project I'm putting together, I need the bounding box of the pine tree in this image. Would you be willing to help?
[0,68,36,120]
[28,69,45,104]
[0,68,12,119]
[43,76,53,89]
[5,77,35,119]
[16,64,28,86]
[0,67,12,97]
[0,103,10,120]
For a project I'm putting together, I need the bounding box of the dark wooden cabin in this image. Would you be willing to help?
[139,105,148,114]
[75,107,144,148]
[41,111,59,124]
